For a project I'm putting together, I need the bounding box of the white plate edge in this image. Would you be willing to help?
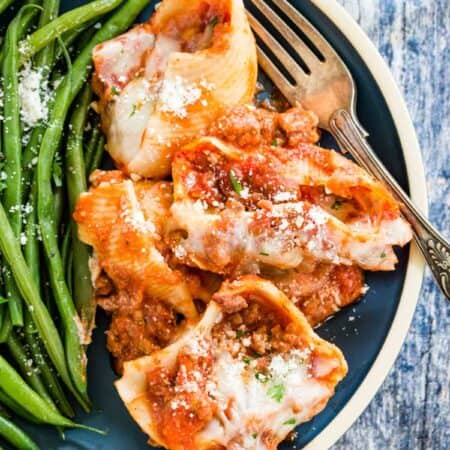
[301,1,428,449]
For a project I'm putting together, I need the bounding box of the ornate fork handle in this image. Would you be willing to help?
[330,109,450,299]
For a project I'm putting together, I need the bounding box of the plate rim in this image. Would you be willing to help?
[303,1,427,449]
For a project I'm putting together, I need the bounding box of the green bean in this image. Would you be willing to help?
[37,44,90,403]
[22,102,58,203]
[61,227,73,293]
[0,356,102,433]
[1,5,36,327]
[0,203,89,411]
[66,249,74,297]
[23,322,75,418]
[53,19,99,63]
[0,182,5,335]
[0,389,40,424]
[84,120,100,174]
[66,85,96,339]
[0,315,12,344]
[24,183,40,289]
[25,0,60,192]
[41,270,57,319]
[34,0,59,74]
[6,331,56,411]
[87,135,105,175]
[22,131,41,203]
[0,413,39,450]
[61,227,71,270]
[1,276,21,330]
[0,266,7,337]
[0,1,42,67]
[21,1,59,201]
[0,1,16,17]
[19,0,124,65]
[73,24,98,57]
[54,186,64,232]
[23,184,75,419]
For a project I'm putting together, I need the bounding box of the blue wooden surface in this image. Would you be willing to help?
[332,1,449,449]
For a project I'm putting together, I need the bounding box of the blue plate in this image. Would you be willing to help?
[2,1,423,449]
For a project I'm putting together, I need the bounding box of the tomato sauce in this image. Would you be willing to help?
[146,352,216,450]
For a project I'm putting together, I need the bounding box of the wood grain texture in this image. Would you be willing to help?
[332,1,449,449]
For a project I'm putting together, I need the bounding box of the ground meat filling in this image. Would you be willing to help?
[267,264,365,326]
[174,145,301,210]
[211,295,306,358]
[209,105,320,148]
[96,283,181,373]
[174,142,361,223]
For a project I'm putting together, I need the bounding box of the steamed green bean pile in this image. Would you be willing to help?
[0,0,151,448]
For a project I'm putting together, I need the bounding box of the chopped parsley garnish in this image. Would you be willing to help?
[235,329,246,339]
[272,139,279,147]
[332,200,343,210]
[129,104,138,117]
[229,169,243,195]
[380,252,386,258]
[242,356,252,364]
[252,433,258,439]
[267,383,285,403]
[111,86,120,96]
[259,252,270,256]
[209,16,219,27]
[283,418,296,426]
[255,372,270,383]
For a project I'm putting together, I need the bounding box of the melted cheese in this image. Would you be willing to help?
[171,199,400,273]
[198,350,329,449]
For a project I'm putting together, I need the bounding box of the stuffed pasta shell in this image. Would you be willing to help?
[169,135,412,273]
[116,277,347,450]
[92,0,257,178]
[73,170,197,319]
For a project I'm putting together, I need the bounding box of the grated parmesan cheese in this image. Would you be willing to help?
[19,232,27,246]
[18,62,52,129]
[239,187,250,199]
[273,191,295,202]
[159,76,201,118]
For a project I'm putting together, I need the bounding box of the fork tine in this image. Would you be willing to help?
[270,0,342,63]
[247,11,309,84]
[250,0,322,72]
[256,45,296,103]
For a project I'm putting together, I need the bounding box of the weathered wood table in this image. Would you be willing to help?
[332,1,449,449]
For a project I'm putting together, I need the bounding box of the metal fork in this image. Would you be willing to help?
[247,0,450,299]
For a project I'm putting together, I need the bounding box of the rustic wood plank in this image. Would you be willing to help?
[332,1,449,449]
